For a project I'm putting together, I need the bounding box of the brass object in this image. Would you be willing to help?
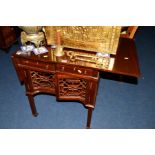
[19,26,45,47]
[66,51,110,67]
[54,45,64,57]
[44,26,121,55]
[54,30,65,57]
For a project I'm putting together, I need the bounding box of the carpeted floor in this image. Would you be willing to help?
[0,26,155,129]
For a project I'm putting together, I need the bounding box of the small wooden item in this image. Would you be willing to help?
[0,26,17,50]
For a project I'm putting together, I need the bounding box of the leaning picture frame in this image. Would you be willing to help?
[44,26,121,55]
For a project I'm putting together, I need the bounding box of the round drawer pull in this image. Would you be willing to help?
[61,66,65,71]
[77,69,82,74]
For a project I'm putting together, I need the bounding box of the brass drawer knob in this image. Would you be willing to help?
[77,69,82,74]
[61,66,65,71]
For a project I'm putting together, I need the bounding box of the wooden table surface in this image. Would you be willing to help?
[113,38,140,77]
[13,37,140,78]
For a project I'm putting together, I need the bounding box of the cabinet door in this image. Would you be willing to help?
[56,73,99,108]
[12,56,56,95]
[25,69,56,95]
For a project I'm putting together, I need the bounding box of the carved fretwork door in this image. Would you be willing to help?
[56,73,99,109]
[29,70,55,94]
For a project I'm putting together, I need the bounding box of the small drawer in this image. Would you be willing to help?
[18,58,55,71]
[57,65,72,73]
[57,64,98,77]
[73,67,92,75]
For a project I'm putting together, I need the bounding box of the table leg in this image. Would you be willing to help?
[86,108,93,129]
[27,95,38,117]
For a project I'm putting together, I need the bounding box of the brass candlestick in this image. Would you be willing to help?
[54,31,64,57]
[54,45,64,56]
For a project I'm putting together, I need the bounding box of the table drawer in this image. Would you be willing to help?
[57,64,98,77]
[18,58,55,71]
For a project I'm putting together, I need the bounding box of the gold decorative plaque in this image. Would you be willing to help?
[44,26,121,55]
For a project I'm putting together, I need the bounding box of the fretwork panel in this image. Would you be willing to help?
[58,77,88,102]
[30,71,55,91]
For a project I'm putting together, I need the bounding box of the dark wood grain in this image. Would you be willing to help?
[113,38,140,77]
[0,26,17,50]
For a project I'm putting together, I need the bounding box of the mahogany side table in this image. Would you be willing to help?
[12,38,140,128]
